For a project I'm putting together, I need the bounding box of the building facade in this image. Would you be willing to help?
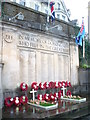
[10,0,70,22]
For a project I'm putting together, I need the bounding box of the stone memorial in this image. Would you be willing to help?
[0,2,79,109]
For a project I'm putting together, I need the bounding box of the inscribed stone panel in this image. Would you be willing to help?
[35,51,41,83]
[64,56,69,80]
[19,50,28,84]
[41,53,48,82]
[48,54,54,81]
[54,54,59,81]
[58,55,64,80]
[28,51,36,85]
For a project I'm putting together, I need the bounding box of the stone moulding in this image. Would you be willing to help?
[61,97,86,103]
[27,102,58,110]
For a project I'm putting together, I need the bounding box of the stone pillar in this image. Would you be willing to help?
[70,42,79,85]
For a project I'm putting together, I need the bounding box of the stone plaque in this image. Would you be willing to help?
[18,33,69,54]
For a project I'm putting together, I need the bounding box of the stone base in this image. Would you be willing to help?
[28,102,58,110]
[61,97,86,103]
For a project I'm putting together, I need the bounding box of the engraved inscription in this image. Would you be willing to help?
[18,34,69,54]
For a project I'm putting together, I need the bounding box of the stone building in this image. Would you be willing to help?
[10,0,70,22]
[0,2,79,108]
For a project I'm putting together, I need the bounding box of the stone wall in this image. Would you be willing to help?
[1,2,75,38]
[2,23,72,89]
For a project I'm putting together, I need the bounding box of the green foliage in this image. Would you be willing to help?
[40,102,55,107]
[79,40,90,68]
[81,64,90,69]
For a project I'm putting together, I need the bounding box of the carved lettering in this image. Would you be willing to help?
[4,34,13,43]
[18,34,69,54]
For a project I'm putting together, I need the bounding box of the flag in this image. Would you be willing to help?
[50,1,55,22]
[75,19,85,46]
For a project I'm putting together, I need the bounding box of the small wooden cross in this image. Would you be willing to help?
[30,89,37,101]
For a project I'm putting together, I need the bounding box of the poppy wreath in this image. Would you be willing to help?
[37,94,44,101]
[39,82,46,90]
[55,82,59,88]
[61,81,66,87]
[20,82,28,91]
[49,93,55,101]
[65,81,68,87]
[58,90,61,99]
[44,94,50,101]
[49,81,55,89]
[20,96,28,105]
[31,82,38,90]
[58,82,62,88]
[14,97,20,106]
[4,97,14,107]
[54,92,58,99]
[67,81,72,87]
[43,82,50,89]
[66,90,71,96]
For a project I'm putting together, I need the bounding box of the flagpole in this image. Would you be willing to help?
[47,0,50,23]
[83,38,85,58]
[82,17,85,58]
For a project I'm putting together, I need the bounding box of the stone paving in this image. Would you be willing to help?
[1,94,90,120]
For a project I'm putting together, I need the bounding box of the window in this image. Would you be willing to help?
[57,3,60,10]
[57,14,60,19]
[62,15,65,20]
[35,4,39,11]
[45,9,48,14]
[13,0,16,2]
[19,0,25,6]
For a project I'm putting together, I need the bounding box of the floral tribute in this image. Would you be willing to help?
[4,82,28,107]
[20,82,28,91]
[30,81,72,102]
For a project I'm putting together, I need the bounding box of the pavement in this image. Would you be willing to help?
[1,94,90,120]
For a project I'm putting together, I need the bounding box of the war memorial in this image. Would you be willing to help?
[0,2,90,120]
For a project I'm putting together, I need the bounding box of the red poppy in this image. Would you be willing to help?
[66,90,71,96]
[55,82,59,88]
[39,83,46,90]
[43,82,50,89]
[20,82,28,91]
[49,93,55,101]
[58,82,62,88]
[20,96,28,105]
[62,81,66,87]
[37,94,44,100]
[14,97,20,106]
[4,97,14,107]
[58,90,61,99]
[54,92,58,99]
[49,81,55,88]
[31,82,38,90]
[44,94,50,101]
